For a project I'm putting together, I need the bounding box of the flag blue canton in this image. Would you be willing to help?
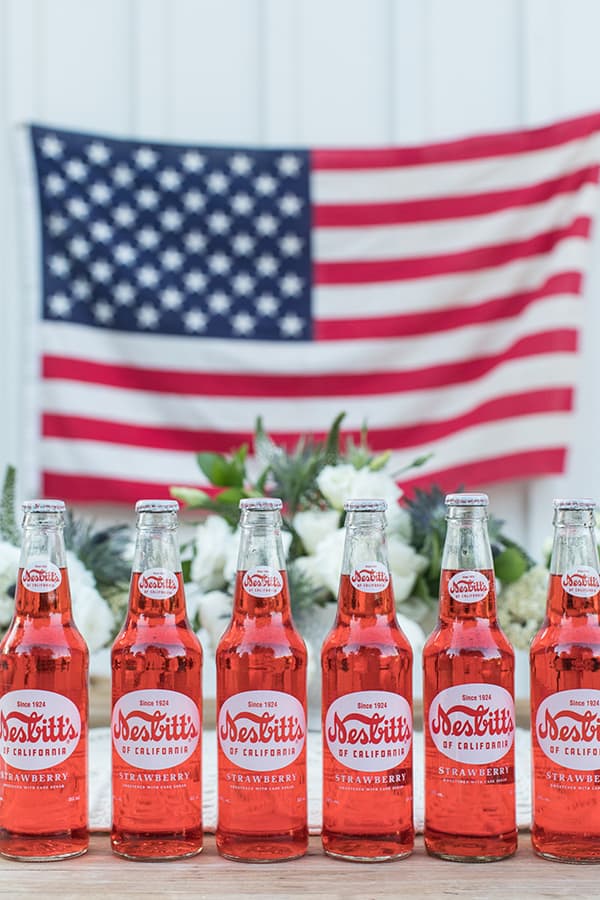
[31,125,312,341]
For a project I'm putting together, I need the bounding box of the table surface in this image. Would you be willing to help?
[0,834,598,898]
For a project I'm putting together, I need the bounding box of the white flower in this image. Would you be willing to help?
[498,564,549,650]
[306,528,347,596]
[387,536,428,603]
[67,552,114,652]
[191,589,232,649]
[293,509,340,554]
[347,467,402,510]
[191,517,237,590]
[317,464,357,510]
[317,463,409,533]
[397,612,426,657]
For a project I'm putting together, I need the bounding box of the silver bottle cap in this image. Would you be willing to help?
[344,498,387,512]
[135,499,179,513]
[22,499,66,513]
[239,498,283,511]
[445,492,489,507]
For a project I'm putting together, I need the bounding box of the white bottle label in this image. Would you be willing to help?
[535,689,600,771]
[218,690,305,772]
[448,571,489,604]
[325,690,412,772]
[428,683,515,763]
[561,566,600,598]
[112,689,200,771]
[349,562,390,593]
[242,566,283,598]
[0,689,81,771]
[21,563,62,594]
[138,568,178,600]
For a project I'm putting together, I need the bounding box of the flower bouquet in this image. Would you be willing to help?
[170,415,546,706]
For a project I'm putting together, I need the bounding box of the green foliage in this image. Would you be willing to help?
[63,511,131,592]
[404,486,533,604]
[0,466,20,545]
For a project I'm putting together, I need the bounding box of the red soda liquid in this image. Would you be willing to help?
[321,573,414,861]
[423,569,517,861]
[216,569,308,862]
[530,572,600,861]
[111,571,203,860]
[0,567,89,860]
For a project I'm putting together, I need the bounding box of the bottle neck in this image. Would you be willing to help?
[547,508,600,618]
[439,506,496,621]
[338,510,395,619]
[234,508,290,616]
[16,510,71,617]
[129,510,185,616]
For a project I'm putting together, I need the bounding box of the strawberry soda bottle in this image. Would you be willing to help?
[0,499,89,860]
[321,499,414,861]
[423,492,517,861]
[530,498,600,862]
[111,499,203,860]
[216,497,308,862]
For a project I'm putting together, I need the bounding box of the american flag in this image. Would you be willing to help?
[27,115,600,503]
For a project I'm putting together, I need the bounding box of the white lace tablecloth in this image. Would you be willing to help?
[90,728,532,833]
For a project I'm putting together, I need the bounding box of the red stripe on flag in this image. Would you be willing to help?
[311,112,600,170]
[315,272,582,341]
[314,217,592,285]
[314,167,600,227]
[42,388,573,453]
[42,330,577,398]
[42,447,568,505]
[42,472,187,505]
[401,448,568,496]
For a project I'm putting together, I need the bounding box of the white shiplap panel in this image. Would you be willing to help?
[293,0,394,144]
[426,0,522,137]
[131,0,172,137]
[37,0,134,132]
[389,0,430,142]
[169,0,263,143]
[521,0,600,547]
[1,1,43,486]
[262,0,302,144]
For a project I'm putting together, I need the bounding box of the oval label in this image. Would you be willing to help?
[0,689,81,771]
[349,562,390,594]
[535,689,600,771]
[561,566,600,599]
[325,690,412,772]
[21,563,62,594]
[112,689,200,771]
[428,683,515,764]
[242,566,283,599]
[138,567,178,601]
[448,570,489,604]
[218,690,305,772]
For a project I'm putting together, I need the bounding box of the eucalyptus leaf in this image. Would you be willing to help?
[170,486,212,507]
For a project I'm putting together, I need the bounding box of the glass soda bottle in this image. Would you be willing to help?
[0,499,89,860]
[111,499,203,860]
[530,498,600,862]
[423,492,517,861]
[321,499,414,861]
[216,497,308,862]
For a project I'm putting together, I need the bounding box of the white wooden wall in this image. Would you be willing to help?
[2,0,600,554]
